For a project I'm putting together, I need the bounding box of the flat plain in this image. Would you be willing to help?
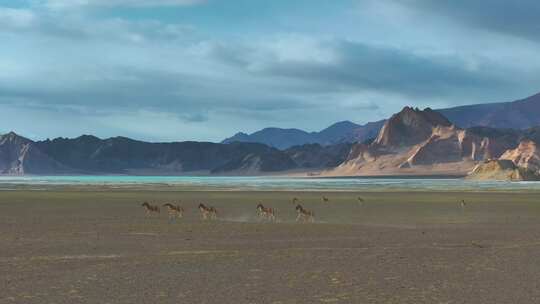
[2,189,540,303]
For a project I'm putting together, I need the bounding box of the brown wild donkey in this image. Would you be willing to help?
[460,199,467,211]
[163,202,184,220]
[256,203,276,222]
[141,202,160,216]
[295,204,314,223]
[198,203,218,220]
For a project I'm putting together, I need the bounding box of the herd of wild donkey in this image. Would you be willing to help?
[140,197,325,223]
[142,197,468,223]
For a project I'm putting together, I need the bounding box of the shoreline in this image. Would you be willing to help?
[0,175,539,192]
[1,184,540,193]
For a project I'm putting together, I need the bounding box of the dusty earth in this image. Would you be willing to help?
[2,189,540,303]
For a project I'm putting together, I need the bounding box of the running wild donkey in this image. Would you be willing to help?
[256,203,276,222]
[141,202,160,215]
[295,204,315,223]
[163,202,184,220]
[198,203,218,220]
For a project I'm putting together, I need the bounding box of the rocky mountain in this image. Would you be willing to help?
[4,92,540,178]
[284,143,352,169]
[499,140,540,174]
[0,132,69,175]
[374,107,452,147]
[223,128,318,151]
[521,126,540,143]
[0,132,351,175]
[222,120,385,150]
[328,107,523,177]
[33,136,303,175]
[467,159,540,181]
[223,91,540,149]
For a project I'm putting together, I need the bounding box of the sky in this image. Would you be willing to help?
[0,0,539,142]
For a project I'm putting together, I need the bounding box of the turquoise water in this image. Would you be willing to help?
[0,176,540,191]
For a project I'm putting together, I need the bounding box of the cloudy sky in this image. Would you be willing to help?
[1,0,539,142]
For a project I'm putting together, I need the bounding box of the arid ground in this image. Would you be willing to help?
[2,189,540,303]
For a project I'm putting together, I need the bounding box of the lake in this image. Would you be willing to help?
[0,176,539,191]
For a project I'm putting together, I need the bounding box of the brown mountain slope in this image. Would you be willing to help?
[222,91,540,150]
[403,126,519,167]
[375,107,452,147]
[467,159,540,181]
[499,140,540,174]
[327,107,521,177]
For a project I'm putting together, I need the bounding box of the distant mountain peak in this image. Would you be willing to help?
[0,131,32,145]
[375,106,452,147]
[222,120,384,149]
[77,134,101,140]
[327,120,357,128]
[0,132,68,175]
[2,131,22,138]
[399,106,451,126]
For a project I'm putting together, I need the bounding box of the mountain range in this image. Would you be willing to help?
[222,120,384,150]
[326,104,540,180]
[2,91,540,179]
[0,133,351,175]
[329,107,525,177]
[223,92,540,149]
[438,92,540,129]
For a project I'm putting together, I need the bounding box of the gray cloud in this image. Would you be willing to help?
[0,1,539,142]
[399,0,540,42]
[0,7,35,29]
[209,38,517,101]
[0,9,195,43]
[42,0,205,9]
[0,62,317,121]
